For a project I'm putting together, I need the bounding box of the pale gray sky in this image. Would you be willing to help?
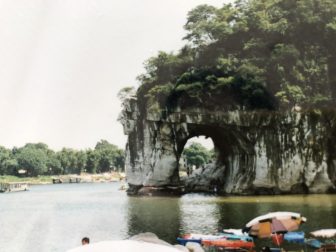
[0,0,228,150]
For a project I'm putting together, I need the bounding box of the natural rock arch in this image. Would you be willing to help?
[119,97,336,195]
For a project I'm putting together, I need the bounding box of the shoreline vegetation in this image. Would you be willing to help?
[0,171,126,185]
[0,140,125,178]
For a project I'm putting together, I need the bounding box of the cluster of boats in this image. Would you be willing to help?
[177,231,255,250]
[176,211,336,252]
[177,230,336,251]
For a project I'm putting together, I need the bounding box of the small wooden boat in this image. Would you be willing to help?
[52,178,63,184]
[0,182,29,192]
[202,239,255,249]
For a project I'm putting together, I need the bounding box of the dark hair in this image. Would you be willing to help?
[82,237,90,244]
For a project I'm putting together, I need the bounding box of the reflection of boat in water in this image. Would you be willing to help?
[0,182,29,193]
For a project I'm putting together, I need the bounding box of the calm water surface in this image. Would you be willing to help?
[0,182,336,252]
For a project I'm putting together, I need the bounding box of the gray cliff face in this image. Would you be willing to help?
[119,98,336,195]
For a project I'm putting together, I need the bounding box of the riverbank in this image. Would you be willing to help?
[0,172,125,185]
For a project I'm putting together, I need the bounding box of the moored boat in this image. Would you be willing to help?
[202,238,255,249]
[0,182,29,192]
[177,233,255,249]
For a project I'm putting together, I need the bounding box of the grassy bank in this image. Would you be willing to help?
[0,172,125,185]
[0,175,53,184]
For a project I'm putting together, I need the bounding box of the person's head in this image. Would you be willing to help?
[81,237,90,245]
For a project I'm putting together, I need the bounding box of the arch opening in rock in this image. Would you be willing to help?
[179,136,214,177]
[178,133,228,194]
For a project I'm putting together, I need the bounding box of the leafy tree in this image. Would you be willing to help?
[29,144,62,175]
[0,146,17,175]
[57,148,79,174]
[15,146,48,176]
[85,149,99,174]
[3,159,19,175]
[182,142,212,169]
[75,150,87,174]
[95,140,125,172]
[46,150,62,175]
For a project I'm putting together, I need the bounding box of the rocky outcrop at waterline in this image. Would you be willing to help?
[119,97,336,195]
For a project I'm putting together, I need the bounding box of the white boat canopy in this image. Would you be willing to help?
[311,229,336,238]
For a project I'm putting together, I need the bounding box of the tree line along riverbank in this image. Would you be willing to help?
[0,140,125,177]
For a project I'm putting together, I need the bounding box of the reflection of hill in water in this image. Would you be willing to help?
[127,196,181,243]
[126,193,336,247]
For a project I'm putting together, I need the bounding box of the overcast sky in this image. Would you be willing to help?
[0,0,229,150]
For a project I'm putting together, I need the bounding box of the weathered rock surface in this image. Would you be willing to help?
[184,163,226,193]
[119,97,336,195]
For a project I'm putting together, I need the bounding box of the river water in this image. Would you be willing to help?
[0,182,336,252]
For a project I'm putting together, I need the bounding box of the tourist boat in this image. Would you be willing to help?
[0,182,29,192]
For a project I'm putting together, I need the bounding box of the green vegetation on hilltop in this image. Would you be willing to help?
[0,140,125,177]
[134,0,336,113]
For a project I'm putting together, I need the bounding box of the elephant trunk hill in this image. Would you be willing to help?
[120,98,336,196]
